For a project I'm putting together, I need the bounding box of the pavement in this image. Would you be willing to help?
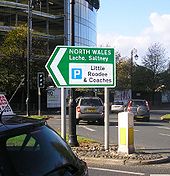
[83,156,170,166]
[71,142,170,166]
[73,144,170,166]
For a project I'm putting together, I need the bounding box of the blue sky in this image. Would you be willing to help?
[97,0,170,59]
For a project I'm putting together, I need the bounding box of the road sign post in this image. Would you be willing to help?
[45,46,115,149]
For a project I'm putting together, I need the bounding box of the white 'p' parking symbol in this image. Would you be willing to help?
[71,68,82,79]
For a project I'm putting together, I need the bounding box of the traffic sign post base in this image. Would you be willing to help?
[68,135,79,147]
[68,88,79,147]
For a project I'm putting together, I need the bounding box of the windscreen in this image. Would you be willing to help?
[81,99,103,106]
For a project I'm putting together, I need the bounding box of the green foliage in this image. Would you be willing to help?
[0,25,27,94]
[161,114,170,120]
[1,25,27,58]
[116,58,131,90]
[133,65,153,92]
[28,115,49,119]
[0,25,48,94]
[116,55,165,93]
[159,70,170,90]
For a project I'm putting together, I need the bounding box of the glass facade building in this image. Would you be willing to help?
[66,0,98,46]
[0,0,99,58]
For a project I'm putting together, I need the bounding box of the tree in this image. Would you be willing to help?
[142,43,166,74]
[0,25,27,94]
[116,57,131,90]
[141,42,167,103]
[0,25,48,111]
[133,65,153,92]
[0,25,47,94]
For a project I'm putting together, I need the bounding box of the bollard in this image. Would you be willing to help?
[118,112,135,154]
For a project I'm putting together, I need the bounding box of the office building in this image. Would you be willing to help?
[0,0,99,58]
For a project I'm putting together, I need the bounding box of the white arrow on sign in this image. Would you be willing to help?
[46,47,67,86]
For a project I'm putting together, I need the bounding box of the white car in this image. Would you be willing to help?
[111,101,125,113]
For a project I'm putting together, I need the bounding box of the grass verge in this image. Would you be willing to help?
[160,114,170,121]
[28,115,49,120]
[56,131,97,145]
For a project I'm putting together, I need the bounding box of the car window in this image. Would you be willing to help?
[81,99,103,106]
[114,102,124,105]
[132,101,146,107]
[7,134,39,150]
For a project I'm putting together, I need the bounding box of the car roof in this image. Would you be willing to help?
[78,96,101,99]
[0,116,45,137]
[130,99,147,101]
[113,101,124,104]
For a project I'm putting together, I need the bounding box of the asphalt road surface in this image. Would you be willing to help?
[48,110,170,153]
[75,110,170,152]
[88,163,170,175]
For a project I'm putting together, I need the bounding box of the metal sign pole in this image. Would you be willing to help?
[61,88,66,140]
[104,87,109,150]
[26,0,32,116]
[38,87,41,116]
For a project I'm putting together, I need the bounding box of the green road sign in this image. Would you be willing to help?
[45,46,116,88]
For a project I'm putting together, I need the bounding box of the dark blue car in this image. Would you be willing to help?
[0,116,88,176]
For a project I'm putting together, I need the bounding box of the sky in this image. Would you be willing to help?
[97,0,170,62]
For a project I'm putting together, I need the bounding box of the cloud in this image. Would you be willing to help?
[149,12,170,33]
[97,12,170,60]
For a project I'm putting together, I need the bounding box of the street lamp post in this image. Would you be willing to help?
[26,0,33,116]
[130,48,138,98]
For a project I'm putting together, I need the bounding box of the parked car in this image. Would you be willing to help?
[76,96,104,125]
[0,116,88,176]
[125,99,150,121]
[111,101,125,113]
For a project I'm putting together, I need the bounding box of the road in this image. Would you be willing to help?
[88,163,170,175]
[48,110,170,175]
[75,110,170,152]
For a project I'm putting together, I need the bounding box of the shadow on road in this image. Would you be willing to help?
[134,119,169,126]
[77,119,169,127]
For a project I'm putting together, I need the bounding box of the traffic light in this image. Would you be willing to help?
[37,72,45,88]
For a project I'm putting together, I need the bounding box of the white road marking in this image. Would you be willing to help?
[159,133,170,137]
[89,167,145,175]
[156,126,170,130]
[150,174,170,176]
[80,125,96,132]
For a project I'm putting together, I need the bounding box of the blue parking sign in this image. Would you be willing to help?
[71,68,82,79]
